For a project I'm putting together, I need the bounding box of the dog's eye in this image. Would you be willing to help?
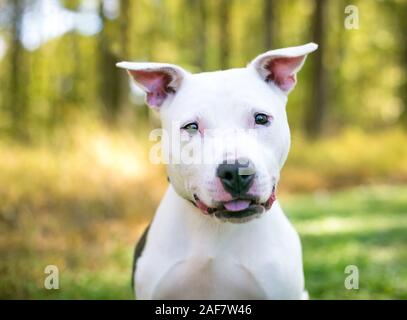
[254,113,270,126]
[182,122,199,134]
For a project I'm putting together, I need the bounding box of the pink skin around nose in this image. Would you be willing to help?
[212,177,235,202]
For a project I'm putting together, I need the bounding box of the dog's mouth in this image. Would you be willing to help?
[192,186,276,222]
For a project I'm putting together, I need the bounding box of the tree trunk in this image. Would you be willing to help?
[305,0,328,138]
[97,1,121,125]
[193,0,207,71]
[263,0,275,50]
[399,40,407,127]
[118,0,131,121]
[219,0,231,70]
[120,0,130,60]
[7,0,27,139]
[397,1,407,128]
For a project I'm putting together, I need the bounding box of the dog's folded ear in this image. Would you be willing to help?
[116,62,188,110]
[249,43,318,94]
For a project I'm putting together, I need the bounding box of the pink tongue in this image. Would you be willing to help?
[223,200,251,212]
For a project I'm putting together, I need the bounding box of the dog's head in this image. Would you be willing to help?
[118,43,317,223]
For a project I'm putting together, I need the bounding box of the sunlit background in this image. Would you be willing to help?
[0,0,406,299]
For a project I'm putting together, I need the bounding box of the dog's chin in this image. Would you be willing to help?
[192,189,276,224]
[214,204,264,223]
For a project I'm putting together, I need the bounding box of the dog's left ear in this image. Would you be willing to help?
[249,43,318,94]
[116,62,189,110]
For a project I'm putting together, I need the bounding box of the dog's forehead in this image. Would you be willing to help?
[163,67,286,121]
[186,68,260,95]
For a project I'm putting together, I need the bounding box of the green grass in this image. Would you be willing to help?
[283,185,407,299]
[1,184,406,299]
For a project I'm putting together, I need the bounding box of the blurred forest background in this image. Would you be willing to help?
[0,0,406,299]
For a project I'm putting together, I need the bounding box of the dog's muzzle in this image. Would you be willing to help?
[192,185,276,223]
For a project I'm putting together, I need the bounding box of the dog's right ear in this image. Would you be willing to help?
[249,43,318,94]
[116,62,188,110]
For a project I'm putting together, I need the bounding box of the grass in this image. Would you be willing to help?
[284,186,407,299]
[0,125,406,299]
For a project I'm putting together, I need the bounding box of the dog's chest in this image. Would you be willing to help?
[136,222,304,299]
[150,254,268,299]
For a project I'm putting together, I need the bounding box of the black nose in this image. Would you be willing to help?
[216,158,255,196]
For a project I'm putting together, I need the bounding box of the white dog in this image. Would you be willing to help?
[117,43,318,299]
